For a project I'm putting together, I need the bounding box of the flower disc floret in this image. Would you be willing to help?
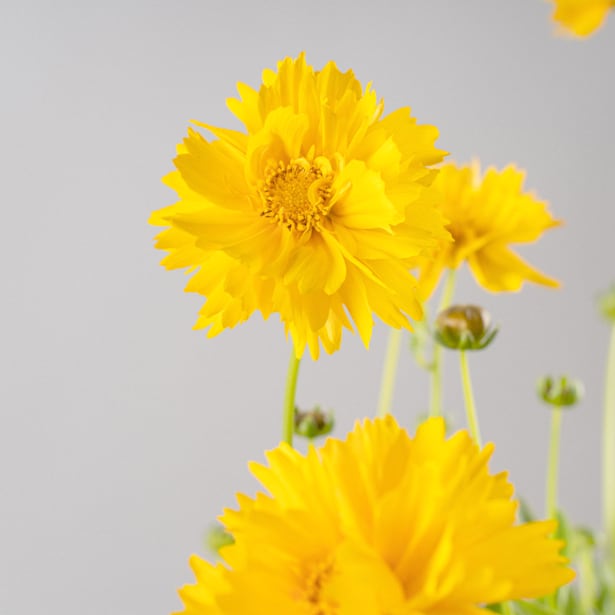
[175,416,575,615]
[150,54,451,359]
[260,158,333,232]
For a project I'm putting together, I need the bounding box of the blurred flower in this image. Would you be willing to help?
[175,416,574,615]
[418,161,560,298]
[550,0,614,37]
[150,53,450,359]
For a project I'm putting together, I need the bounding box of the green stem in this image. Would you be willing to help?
[377,328,403,417]
[604,324,615,563]
[459,350,482,447]
[283,349,301,446]
[429,270,457,417]
[500,602,514,615]
[546,407,563,520]
[430,344,443,417]
[438,269,457,313]
[578,544,596,613]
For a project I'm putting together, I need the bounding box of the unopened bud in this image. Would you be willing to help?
[206,523,234,556]
[537,375,584,408]
[294,406,335,439]
[597,284,615,323]
[434,305,498,351]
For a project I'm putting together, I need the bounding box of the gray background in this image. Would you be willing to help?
[1,1,614,613]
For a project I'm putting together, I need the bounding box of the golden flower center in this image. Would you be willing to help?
[303,559,337,615]
[260,158,333,232]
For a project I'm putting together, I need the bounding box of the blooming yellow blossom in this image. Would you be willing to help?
[419,162,560,298]
[150,54,450,359]
[550,0,614,37]
[175,416,574,615]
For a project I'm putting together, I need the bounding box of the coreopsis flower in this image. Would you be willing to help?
[418,162,560,298]
[175,416,574,615]
[150,54,450,359]
[550,0,614,37]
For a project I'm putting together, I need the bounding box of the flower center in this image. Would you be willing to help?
[260,158,333,233]
[304,559,337,615]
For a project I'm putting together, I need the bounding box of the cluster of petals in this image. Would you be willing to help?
[418,161,560,299]
[175,416,574,615]
[550,0,614,36]
[150,54,450,359]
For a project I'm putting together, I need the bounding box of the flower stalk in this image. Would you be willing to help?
[459,349,482,447]
[283,349,301,446]
[604,323,615,566]
[377,328,403,417]
[546,406,563,520]
[430,270,456,416]
[500,602,513,615]
[538,375,583,521]
[578,539,597,613]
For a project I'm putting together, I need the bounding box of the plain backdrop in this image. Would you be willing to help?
[1,1,614,613]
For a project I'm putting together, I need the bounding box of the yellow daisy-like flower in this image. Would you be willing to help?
[419,162,560,298]
[176,416,574,615]
[550,0,614,37]
[150,54,450,359]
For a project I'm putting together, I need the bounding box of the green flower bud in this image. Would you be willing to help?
[206,523,234,556]
[537,375,584,408]
[294,406,335,439]
[434,305,498,351]
[597,284,615,322]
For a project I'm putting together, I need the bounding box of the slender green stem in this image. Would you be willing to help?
[430,344,444,417]
[578,544,596,613]
[377,328,403,417]
[546,407,563,520]
[604,324,615,563]
[283,349,301,446]
[429,270,457,417]
[438,269,457,313]
[500,602,513,615]
[459,350,482,447]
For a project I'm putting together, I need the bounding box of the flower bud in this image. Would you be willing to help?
[434,305,498,351]
[597,284,615,323]
[206,523,234,556]
[537,375,584,408]
[294,406,335,439]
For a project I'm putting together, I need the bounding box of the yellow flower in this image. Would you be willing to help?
[150,54,450,359]
[550,0,614,37]
[175,417,574,615]
[419,162,560,298]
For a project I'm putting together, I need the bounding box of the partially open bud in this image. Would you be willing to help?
[597,284,615,323]
[537,375,584,408]
[294,406,335,439]
[434,305,498,351]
